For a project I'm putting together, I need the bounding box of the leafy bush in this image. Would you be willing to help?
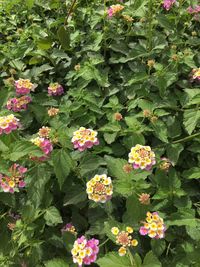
[0,0,200,266]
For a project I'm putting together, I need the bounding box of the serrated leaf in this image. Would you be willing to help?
[97,252,132,267]
[44,206,63,226]
[52,149,73,189]
[183,109,200,135]
[182,167,200,179]
[142,251,161,267]
[57,26,70,50]
[45,258,69,267]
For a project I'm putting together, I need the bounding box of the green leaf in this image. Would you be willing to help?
[182,167,200,179]
[166,143,184,164]
[45,258,69,267]
[142,251,161,267]
[151,239,166,257]
[6,141,43,161]
[52,149,73,189]
[26,0,34,8]
[44,206,63,226]
[97,252,132,267]
[104,133,117,144]
[63,185,87,206]
[62,232,76,251]
[57,26,70,50]
[123,194,148,225]
[183,109,200,135]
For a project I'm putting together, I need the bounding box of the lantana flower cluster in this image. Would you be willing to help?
[139,212,166,239]
[0,114,20,135]
[71,236,99,266]
[48,82,64,96]
[61,223,77,235]
[71,127,99,151]
[15,78,35,95]
[187,5,200,14]
[86,174,113,203]
[0,164,27,193]
[31,137,53,161]
[111,227,138,256]
[128,144,156,170]
[191,68,200,82]
[107,4,124,17]
[163,0,176,10]
[6,96,32,112]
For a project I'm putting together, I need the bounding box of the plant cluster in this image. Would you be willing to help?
[0,0,200,266]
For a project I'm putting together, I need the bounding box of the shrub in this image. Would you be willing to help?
[0,0,200,266]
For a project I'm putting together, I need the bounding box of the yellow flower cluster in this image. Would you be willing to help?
[139,212,166,239]
[111,4,124,14]
[128,144,156,170]
[111,226,138,256]
[72,127,99,151]
[86,174,113,203]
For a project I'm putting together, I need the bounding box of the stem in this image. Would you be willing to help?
[147,0,153,52]
[172,132,200,144]
[64,0,77,26]
[99,238,109,247]
[127,248,136,267]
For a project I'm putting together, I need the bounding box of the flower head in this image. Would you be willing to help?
[0,114,20,135]
[191,68,200,82]
[6,96,32,112]
[31,137,53,161]
[139,193,150,205]
[122,15,134,22]
[15,79,35,95]
[71,236,99,266]
[139,212,166,239]
[72,127,99,152]
[86,174,113,203]
[48,107,59,117]
[114,112,123,121]
[61,223,77,235]
[147,59,155,68]
[163,0,176,11]
[187,5,200,14]
[128,144,156,170]
[111,226,138,256]
[123,164,132,173]
[48,83,64,96]
[160,157,173,171]
[38,126,51,138]
[107,4,124,17]
[0,164,27,193]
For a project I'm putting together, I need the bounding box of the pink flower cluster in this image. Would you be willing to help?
[0,114,20,135]
[187,5,200,14]
[48,83,64,96]
[163,0,176,10]
[71,236,99,266]
[72,127,99,152]
[31,137,53,161]
[6,96,32,112]
[139,212,166,239]
[15,79,35,95]
[0,164,27,193]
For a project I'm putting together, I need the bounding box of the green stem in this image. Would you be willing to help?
[172,132,200,144]
[64,0,77,26]
[99,238,109,247]
[127,248,136,267]
[147,0,153,52]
